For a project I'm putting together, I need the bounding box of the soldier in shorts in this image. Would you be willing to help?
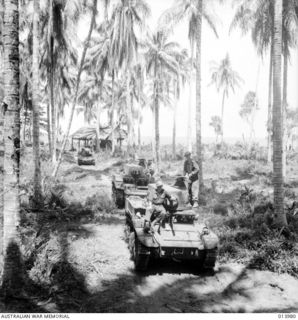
[151,180,175,233]
[183,151,199,208]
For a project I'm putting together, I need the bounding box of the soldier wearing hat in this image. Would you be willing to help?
[183,151,199,208]
[151,180,175,233]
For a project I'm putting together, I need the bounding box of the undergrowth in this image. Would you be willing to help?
[215,210,298,277]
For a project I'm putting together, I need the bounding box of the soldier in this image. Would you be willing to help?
[138,158,147,168]
[147,159,155,176]
[151,180,175,233]
[183,151,199,208]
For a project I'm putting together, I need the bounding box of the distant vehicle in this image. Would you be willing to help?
[124,182,219,272]
[77,147,95,166]
[112,163,152,209]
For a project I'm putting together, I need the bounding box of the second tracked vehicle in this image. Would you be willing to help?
[112,163,154,209]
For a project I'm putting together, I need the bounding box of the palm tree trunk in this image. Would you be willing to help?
[111,71,115,154]
[220,91,225,144]
[0,0,4,264]
[2,0,23,291]
[95,103,101,152]
[155,80,160,173]
[126,70,133,156]
[196,0,203,190]
[0,99,4,268]
[32,0,43,206]
[138,119,141,153]
[272,0,287,228]
[46,103,52,156]
[138,78,142,154]
[151,107,155,158]
[172,84,177,160]
[250,61,261,145]
[282,54,288,179]
[187,49,194,153]
[52,0,98,178]
[48,0,56,163]
[267,40,273,163]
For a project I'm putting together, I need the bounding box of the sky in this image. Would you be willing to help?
[65,0,298,144]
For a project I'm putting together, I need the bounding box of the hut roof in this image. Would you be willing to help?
[71,125,127,141]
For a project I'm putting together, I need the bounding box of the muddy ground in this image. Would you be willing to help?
[2,155,298,313]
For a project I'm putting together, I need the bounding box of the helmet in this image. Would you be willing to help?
[184,151,191,157]
[156,180,163,188]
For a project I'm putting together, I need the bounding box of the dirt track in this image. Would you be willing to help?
[64,218,298,313]
[42,163,298,313]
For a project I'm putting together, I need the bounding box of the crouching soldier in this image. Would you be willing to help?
[151,180,175,234]
[183,151,199,208]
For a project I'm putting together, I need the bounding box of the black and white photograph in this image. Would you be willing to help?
[0,0,298,315]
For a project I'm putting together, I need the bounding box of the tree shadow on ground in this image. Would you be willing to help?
[2,206,297,313]
[0,242,47,312]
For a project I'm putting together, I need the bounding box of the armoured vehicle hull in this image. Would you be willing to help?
[125,185,219,272]
[77,147,95,166]
[77,156,95,166]
[112,163,153,209]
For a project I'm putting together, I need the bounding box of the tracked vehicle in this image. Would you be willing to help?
[77,147,95,166]
[125,182,219,271]
[112,163,153,209]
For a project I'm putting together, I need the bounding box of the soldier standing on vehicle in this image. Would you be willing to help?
[151,180,175,234]
[183,151,199,208]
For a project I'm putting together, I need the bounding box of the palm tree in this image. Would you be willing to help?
[209,53,243,143]
[272,0,287,228]
[1,0,22,291]
[172,50,188,159]
[40,0,82,162]
[132,62,146,154]
[0,0,4,263]
[231,0,298,166]
[32,0,43,206]
[159,0,219,189]
[239,91,258,143]
[53,0,98,178]
[83,2,117,152]
[110,0,150,156]
[144,29,183,171]
[209,115,222,143]
[159,0,218,154]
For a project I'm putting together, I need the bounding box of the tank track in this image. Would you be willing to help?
[134,241,150,271]
[128,231,150,271]
[204,248,217,269]
[112,187,125,209]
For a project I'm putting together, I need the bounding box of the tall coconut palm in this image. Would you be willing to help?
[144,29,183,171]
[239,91,258,143]
[0,102,3,271]
[40,0,82,162]
[209,53,243,143]
[272,0,287,227]
[159,0,219,155]
[110,0,150,156]
[209,115,222,143]
[32,0,43,206]
[1,0,22,291]
[132,62,146,154]
[83,2,117,152]
[53,0,98,178]
[0,0,4,264]
[195,0,203,189]
[172,50,188,159]
[231,0,298,166]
